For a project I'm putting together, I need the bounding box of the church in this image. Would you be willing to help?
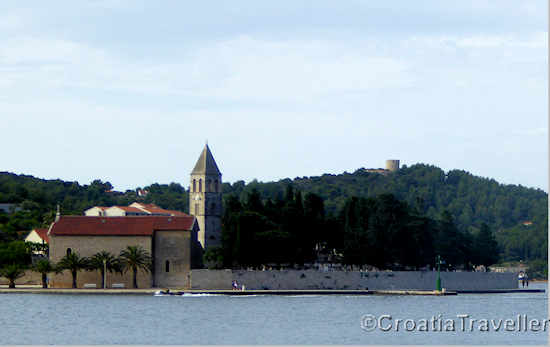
[47,144,222,288]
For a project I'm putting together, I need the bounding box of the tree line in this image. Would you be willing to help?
[206,186,500,272]
[219,164,547,269]
[0,163,547,271]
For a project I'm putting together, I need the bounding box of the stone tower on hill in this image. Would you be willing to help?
[190,144,222,249]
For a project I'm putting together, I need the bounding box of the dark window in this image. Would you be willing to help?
[192,179,196,192]
[165,260,170,273]
[206,179,211,192]
[66,248,72,256]
[215,180,219,192]
[199,179,202,192]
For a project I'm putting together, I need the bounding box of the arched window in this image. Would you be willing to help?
[199,179,202,192]
[215,180,219,192]
[192,179,196,192]
[206,179,211,192]
[66,248,72,256]
[165,260,170,273]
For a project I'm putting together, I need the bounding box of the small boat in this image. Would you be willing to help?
[154,290,177,296]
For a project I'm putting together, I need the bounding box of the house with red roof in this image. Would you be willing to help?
[25,228,49,244]
[24,228,50,255]
[84,202,190,217]
[104,205,149,216]
[130,202,190,217]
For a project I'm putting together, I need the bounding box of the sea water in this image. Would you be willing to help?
[1,282,547,345]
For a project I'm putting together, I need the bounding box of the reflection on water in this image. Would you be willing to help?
[1,282,547,345]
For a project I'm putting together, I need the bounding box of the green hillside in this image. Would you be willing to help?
[0,163,547,266]
[225,164,547,231]
[222,164,547,264]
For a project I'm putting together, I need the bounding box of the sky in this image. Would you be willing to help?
[1,1,547,192]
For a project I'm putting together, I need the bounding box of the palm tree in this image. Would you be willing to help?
[57,252,89,288]
[87,251,122,289]
[119,246,152,289]
[0,264,26,288]
[32,259,55,288]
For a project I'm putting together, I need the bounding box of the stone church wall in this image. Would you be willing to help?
[48,235,153,288]
[153,230,191,288]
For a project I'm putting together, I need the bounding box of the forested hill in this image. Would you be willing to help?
[223,164,547,265]
[0,164,547,264]
[227,164,547,232]
[1,164,547,232]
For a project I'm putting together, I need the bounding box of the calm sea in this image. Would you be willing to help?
[1,282,547,345]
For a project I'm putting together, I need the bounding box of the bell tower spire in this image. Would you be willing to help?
[190,144,222,249]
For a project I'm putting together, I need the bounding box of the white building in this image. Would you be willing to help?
[24,228,49,255]
[24,228,49,244]
[83,206,108,216]
[84,202,189,217]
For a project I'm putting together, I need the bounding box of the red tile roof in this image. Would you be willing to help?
[35,228,49,243]
[136,203,156,210]
[132,203,190,217]
[49,216,196,236]
[163,209,189,217]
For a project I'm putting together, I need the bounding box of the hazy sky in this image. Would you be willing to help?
[1,1,547,192]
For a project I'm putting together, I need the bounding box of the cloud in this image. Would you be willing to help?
[407,32,547,50]
[0,37,109,65]
[85,0,136,9]
[0,35,415,103]
[513,127,548,136]
[5,31,546,105]
[190,36,414,101]
[1,30,545,118]
[0,18,547,190]
[0,13,24,31]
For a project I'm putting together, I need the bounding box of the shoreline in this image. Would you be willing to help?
[0,287,544,295]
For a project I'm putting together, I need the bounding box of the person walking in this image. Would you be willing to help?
[519,271,525,288]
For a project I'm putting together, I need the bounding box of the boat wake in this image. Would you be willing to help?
[154,291,222,297]
[181,293,221,297]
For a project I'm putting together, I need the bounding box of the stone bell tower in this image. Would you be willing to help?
[190,144,222,249]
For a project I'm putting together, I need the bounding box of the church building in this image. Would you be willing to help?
[46,144,222,288]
